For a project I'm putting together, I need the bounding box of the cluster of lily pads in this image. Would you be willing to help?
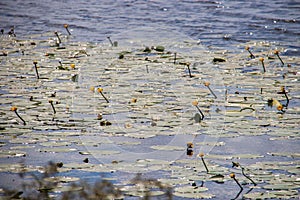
[0,25,299,199]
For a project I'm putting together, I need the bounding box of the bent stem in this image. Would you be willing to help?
[97,88,109,103]
[54,32,61,44]
[11,107,26,125]
[64,24,71,35]
[204,82,217,99]
[245,46,255,59]
[196,105,204,120]
[230,173,243,191]
[274,50,284,66]
[232,162,256,186]
[284,91,289,107]
[241,167,256,186]
[15,110,26,125]
[49,100,56,114]
[33,61,39,79]
[100,92,109,103]
[279,86,289,108]
[199,153,209,173]
[208,86,217,99]
[192,101,204,120]
[107,37,114,47]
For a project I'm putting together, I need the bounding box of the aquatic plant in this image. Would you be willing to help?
[230,173,243,191]
[192,100,204,120]
[8,27,16,37]
[232,162,256,185]
[187,142,194,156]
[186,62,193,78]
[198,152,209,173]
[131,98,137,103]
[54,31,61,44]
[11,106,26,125]
[245,46,255,59]
[48,100,56,114]
[64,24,71,35]
[90,86,95,92]
[274,50,284,65]
[70,63,76,70]
[107,37,117,47]
[204,81,217,99]
[278,86,289,107]
[268,98,284,112]
[3,162,123,200]
[173,52,177,64]
[259,57,266,73]
[130,173,172,200]
[1,29,299,200]
[33,61,39,79]
[97,88,109,103]
[154,45,165,52]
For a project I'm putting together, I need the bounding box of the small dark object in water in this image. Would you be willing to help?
[213,57,226,62]
[154,45,165,52]
[186,142,193,156]
[56,162,63,168]
[83,158,89,163]
[143,46,151,53]
[8,27,16,37]
[0,51,8,56]
[100,120,112,126]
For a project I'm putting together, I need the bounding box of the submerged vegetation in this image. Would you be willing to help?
[0,25,299,199]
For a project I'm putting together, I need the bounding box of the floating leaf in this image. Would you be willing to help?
[150,145,185,151]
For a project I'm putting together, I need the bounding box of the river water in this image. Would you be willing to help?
[1,0,299,52]
[1,1,300,199]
